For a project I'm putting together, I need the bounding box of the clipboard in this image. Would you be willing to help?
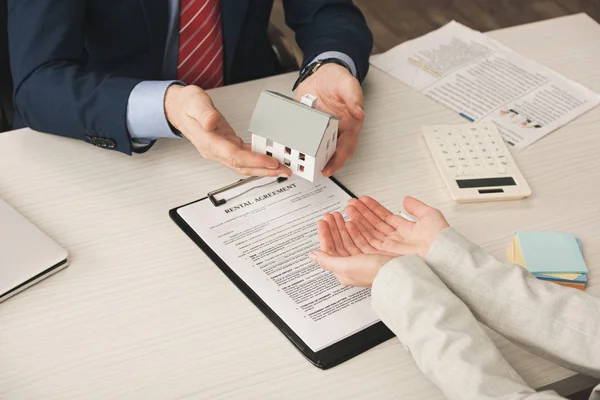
[169,176,394,370]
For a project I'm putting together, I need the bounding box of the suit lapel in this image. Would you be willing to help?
[220,0,249,82]
[138,0,170,73]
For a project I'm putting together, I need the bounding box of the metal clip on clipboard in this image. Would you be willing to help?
[208,176,289,207]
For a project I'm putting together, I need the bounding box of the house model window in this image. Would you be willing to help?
[249,90,341,182]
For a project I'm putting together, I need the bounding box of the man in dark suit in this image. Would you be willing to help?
[8,0,372,177]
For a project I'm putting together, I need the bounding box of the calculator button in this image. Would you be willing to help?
[472,162,483,169]
[496,156,509,166]
[486,161,496,169]
[447,164,457,170]
[454,149,463,155]
[460,162,470,169]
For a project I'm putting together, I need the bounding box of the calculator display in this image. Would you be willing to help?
[456,177,516,189]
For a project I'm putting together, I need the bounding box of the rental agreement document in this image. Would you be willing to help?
[177,175,379,352]
[371,21,600,148]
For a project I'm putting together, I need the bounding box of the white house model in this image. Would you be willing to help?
[249,90,340,182]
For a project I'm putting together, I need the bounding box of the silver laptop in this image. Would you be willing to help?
[0,198,68,302]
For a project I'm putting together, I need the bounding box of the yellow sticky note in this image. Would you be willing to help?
[506,243,515,263]
[539,273,581,280]
[512,235,527,267]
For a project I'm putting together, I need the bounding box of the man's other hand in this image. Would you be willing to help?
[295,64,365,177]
[165,85,291,177]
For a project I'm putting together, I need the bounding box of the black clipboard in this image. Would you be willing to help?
[169,176,394,369]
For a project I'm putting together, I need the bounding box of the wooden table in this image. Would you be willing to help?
[1,13,599,400]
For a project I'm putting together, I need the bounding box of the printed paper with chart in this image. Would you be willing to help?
[371,21,600,148]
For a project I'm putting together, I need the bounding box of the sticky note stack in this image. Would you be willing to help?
[507,232,588,290]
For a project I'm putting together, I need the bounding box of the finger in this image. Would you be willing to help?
[213,146,291,176]
[323,214,350,257]
[317,220,337,255]
[351,218,384,246]
[345,221,380,254]
[403,196,434,219]
[223,146,283,170]
[337,75,365,121]
[309,251,360,287]
[232,166,292,177]
[200,109,221,132]
[345,205,387,241]
[332,212,361,255]
[358,196,412,232]
[237,144,293,175]
[322,132,358,177]
[184,92,221,132]
[309,250,349,275]
[348,198,396,236]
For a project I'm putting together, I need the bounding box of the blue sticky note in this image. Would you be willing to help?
[536,273,587,283]
[537,238,586,282]
[516,232,588,274]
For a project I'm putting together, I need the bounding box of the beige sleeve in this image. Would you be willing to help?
[424,228,600,380]
[372,255,566,400]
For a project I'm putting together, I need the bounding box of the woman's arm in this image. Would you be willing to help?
[424,228,600,380]
[372,254,565,400]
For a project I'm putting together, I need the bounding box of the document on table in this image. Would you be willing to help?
[176,175,379,352]
[371,21,600,148]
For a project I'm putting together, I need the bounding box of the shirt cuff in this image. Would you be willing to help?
[126,80,182,140]
[310,51,357,78]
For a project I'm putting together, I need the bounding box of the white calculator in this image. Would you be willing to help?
[422,122,531,202]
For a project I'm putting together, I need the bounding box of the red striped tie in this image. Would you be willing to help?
[177,0,224,88]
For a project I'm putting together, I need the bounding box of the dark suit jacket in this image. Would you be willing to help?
[8,0,373,154]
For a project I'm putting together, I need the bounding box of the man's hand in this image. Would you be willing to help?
[309,212,394,287]
[165,85,291,177]
[295,63,365,177]
[344,196,450,258]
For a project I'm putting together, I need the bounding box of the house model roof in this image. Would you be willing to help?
[248,90,340,157]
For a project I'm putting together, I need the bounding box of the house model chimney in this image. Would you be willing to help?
[300,94,318,108]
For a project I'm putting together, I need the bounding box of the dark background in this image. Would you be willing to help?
[271,0,600,57]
